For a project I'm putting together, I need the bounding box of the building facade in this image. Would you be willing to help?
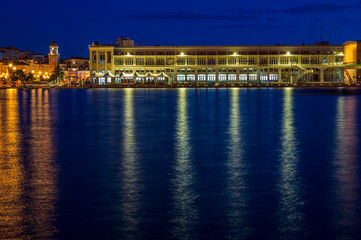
[0,60,50,81]
[343,41,361,84]
[63,57,90,85]
[89,39,350,86]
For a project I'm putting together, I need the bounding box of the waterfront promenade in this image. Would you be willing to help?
[0,82,359,89]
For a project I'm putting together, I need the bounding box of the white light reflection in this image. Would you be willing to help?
[278,88,306,239]
[120,89,141,237]
[226,88,249,238]
[170,89,198,240]
[334,96,359,236]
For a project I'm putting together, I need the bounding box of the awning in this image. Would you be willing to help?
[134,72,145,77]
[104,72,115,77]
[90,72,104,77]
[119,72,134,78]
[153,72,170,78]
[144,72,155,77]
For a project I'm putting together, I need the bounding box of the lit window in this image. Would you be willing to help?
[208,74,216,81]
[260,75,268,82]
[269,74,278,81]
[208,58,216,65]
[228,58,237,65]
[177,58,185,65]
[187,58,195,65]
[198,74,206,81]
[228,74,236,81]
[249,74,257,81]
[219,74,227,82]
[239,58,247,65]
[177,74,186,82]
[187,74,195,81]
[240,74,247,81]
[125,58,133,65]
[218,58,226,65]
[198,58,206,65]
[280,58,288,65]
[158,59,165,65]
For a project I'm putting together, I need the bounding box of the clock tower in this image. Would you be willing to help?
[49,40,59,72]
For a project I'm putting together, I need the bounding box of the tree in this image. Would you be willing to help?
[9,70,27,86]
[50,66,65,84]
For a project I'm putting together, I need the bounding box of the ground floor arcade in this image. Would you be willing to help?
[90,67,344,86]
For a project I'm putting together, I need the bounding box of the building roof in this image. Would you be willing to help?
[50,41,58,47]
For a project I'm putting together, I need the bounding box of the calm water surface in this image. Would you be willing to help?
[0,88,360,239]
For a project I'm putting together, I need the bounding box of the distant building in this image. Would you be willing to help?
[66,57,89,70]
[0,60,50,81]
[115,37,135,47]
[0,47,27,60]
[63,57,90,85]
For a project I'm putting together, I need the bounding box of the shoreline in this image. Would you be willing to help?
[1,83,361,89]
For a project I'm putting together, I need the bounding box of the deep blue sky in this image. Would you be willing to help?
[1,0,360,58]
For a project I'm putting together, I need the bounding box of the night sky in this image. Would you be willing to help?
[1,0,360,58]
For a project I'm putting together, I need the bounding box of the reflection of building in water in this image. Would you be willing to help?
[120,89,141,237]
[278,89,305,239]
[334,97,359,235]
[170,89,198,239]
[226,88,249,238]
[0,89,58,239]
[27,89,58,238]
[0,89,23,238]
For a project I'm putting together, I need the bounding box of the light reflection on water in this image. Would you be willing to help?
[120,89,141,238]
[226,88,249,239]
[170,89,198,239]
[0,89,23,239]
[278,89,306,239]
[334,96,359,238]
[0,89,58,239]
[28,89,58,238]
[0,88,361,239]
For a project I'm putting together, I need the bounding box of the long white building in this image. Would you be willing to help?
[89,39,361,86]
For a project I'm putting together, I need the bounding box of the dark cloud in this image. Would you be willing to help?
[123,11,275,21]
[210,24,297,30]
[282,3,354,14]
[230,2,357,16]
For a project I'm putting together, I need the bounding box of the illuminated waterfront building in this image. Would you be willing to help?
[343,41,361,84]
[88,38,359,86]
[63,57,90,85]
